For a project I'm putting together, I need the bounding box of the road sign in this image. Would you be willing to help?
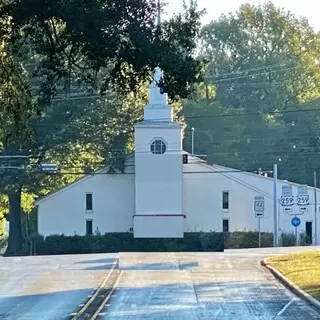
[255,211,264,218]
[291,216,301,227]
[281,185,294,206]
[282,185,293,197]
[297,185,309,206]
[297,195,309,206]
[283,206,293,213]
[280,195,294,206]
[297,185,308,195]
[254,196,264,212]
[299,206,308,213]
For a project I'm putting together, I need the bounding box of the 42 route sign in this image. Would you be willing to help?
[254,196,264,218]
[254,196,264,211]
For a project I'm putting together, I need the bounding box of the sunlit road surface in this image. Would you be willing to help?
[0,254,117,320]
[103,247,320,320]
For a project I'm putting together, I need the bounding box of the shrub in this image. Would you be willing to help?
[224,231,273,249]
[0,238,7,251]
[27,232,224,255]
[299,232,312,246]
[199,232,224,252]
[280,232,296,247]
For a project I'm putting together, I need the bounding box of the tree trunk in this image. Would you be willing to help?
[4,186,23,256]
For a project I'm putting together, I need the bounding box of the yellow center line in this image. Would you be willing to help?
[90,270,124,320]
[72,257,118,320]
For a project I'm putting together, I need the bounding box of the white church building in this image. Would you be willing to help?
[36,68,320,244]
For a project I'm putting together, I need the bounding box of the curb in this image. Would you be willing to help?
[261,258,320,311]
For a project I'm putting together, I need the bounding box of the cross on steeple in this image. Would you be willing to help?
[157,0,161,26]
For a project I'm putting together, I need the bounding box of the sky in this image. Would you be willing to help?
[165,0,320,31]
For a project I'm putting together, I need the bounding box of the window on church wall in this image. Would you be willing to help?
[150,139,167,154]
[222,219,229,232]
[222,191,229,210]
[86,193,93,211]
[86,220,93,235]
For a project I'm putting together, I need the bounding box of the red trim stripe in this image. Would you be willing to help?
[134,214,186,218]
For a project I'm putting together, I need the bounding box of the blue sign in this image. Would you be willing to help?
[291,216,301,227]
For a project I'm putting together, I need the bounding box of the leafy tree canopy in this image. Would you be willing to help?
[1,0,205,100]
[182,1,320,183]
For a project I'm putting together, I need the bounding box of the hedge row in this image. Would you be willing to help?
[28,232,224,255]
[11,231,311,256]
[225,231,312,248]
[224,231,274,249]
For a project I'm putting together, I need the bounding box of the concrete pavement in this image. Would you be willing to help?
[102,247,320,319]
[0,254,117,320]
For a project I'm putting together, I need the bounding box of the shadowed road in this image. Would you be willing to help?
[0,254,117,320]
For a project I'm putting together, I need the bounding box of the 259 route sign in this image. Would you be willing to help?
[280,196,294,206]
[297,195,309,206]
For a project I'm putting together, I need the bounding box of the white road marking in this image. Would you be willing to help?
[275,297,297,317]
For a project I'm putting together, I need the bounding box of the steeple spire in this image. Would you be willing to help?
[148,66,168,106]
[148,0,167,105]
[143,0,172,122]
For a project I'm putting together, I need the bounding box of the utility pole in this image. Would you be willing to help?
[314,171,317,245]
[273,163,278,246]
[191,127,195,156]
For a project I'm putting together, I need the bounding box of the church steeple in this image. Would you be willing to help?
[144,67,173,122]
[143,0,173,122]
[148,66,168,105]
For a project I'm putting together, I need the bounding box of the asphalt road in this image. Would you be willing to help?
[0,247,319,320]
[0,253,117,320]
[103,247,320,320]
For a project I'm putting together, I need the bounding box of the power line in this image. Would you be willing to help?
[2,136,319,160]
[183,131,320,143]
[13,161,320,176]
[17,149,319,172]
[204,63,292,79]
[183,107,320,119]
[28,106,320,130]
[32,62,300,103]
[206,66,298,82]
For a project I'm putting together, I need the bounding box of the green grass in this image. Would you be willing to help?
[268,251,320,301]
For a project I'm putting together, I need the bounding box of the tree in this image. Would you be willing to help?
[181,92,244,167]
[0,13,39,255]
[192,1,320,177]
[2,0,205,100]
[0,0,205,255]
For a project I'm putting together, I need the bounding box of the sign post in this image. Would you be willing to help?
[291,216,301,246]
[254,196,264,247]
[273,164,278,246]
[258,216,261,248]
[314,172,317,245]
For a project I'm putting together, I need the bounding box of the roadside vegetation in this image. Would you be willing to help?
[268,252,320,301]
